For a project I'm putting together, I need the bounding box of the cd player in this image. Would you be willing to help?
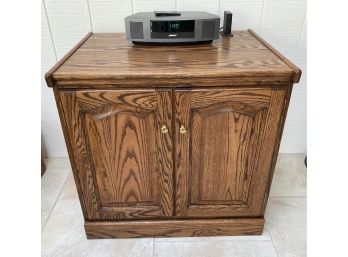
[125,11,220,45]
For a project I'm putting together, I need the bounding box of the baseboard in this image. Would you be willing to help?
[85,217,265,239]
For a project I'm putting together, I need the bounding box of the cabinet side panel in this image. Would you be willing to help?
[57,90,101,219]
[53,89,88,219]
[247,89,288,214]
[261,85,293,213]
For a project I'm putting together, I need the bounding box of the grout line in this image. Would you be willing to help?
[266,220,280,257]
[86,0,95,32]
[42,0,58,61]
[269,231,280,257]
[258,0,266,32]
[42,171,70,232]
[131,0,134,14]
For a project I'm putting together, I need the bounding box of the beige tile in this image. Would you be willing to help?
[59,172,79,200]
[265,197,307,257]
[44,157,71,170]
[41,199,153,257]
[154,240,278,257]
[41,167,69,229]
[270,153,307,197]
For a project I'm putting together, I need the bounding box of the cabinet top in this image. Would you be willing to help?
[46,30,301,88]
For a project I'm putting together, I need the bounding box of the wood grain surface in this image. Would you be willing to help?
[46,30,301,88]
[174,88,287,217]
[261,84,294,213]
[47,29,300,238]
[248,29,301,83]
[57,89,174,219]
[85,218,264,239]
[45,32,93,87]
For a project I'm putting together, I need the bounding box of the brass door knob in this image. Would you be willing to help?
[179,125,187,134]
[161,125,168,134]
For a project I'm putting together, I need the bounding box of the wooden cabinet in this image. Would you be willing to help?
[46,30,301,238]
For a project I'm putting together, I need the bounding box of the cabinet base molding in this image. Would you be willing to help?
[85,218,265,239]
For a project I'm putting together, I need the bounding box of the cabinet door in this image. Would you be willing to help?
[57,89,173,220]
[174,88,287,217]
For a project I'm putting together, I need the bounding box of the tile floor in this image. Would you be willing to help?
[41,153,307,257]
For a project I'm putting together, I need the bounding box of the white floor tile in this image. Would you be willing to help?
[154,240,278,257]
[265,197,307,257]
[270,153,307,197]
[41,199,153,257]
[59,172,79,200]
[44,157,71,170]
[41,164,70,229]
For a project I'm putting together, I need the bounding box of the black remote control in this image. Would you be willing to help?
[154,11,181,17]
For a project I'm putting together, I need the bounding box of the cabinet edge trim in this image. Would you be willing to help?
[248,29,302,84]
[45,32,93,88]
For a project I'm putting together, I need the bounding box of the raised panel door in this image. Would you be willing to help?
[174,88,287,217]
[57,89,174,220]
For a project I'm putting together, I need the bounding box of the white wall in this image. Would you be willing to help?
[41,0,307,157]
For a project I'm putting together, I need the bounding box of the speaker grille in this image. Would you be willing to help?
[130,22,144,39]
[202,20,215,39]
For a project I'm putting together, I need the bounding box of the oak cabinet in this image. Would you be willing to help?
[46,30,301,238]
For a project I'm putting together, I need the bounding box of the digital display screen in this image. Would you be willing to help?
[151,20,195,33]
